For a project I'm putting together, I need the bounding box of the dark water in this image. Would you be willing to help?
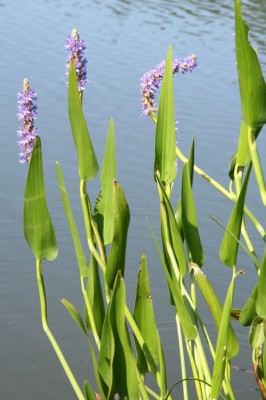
[1,0,266,398]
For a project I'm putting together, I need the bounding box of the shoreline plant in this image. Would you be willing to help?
[18,1,266,399]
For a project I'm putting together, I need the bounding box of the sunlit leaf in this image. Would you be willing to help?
[249,317,265,349]
[99,273,140,399]
[24,137,58,261]
[235,0,266,128]
[154,46,177,185]
[105,181,130,289]
[61,297,87,337]
[239,284,258,326]
[56,162,88,277]
[68,59,99,180]
[192,263,239,359]
[181,163,204,266]
[210,274,236,398]
[256,249,266,318]
[133,255,159,374]
[94,117,117,245]
[219,163,251,266]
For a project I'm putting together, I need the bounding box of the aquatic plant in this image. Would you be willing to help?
[18,1,266,398]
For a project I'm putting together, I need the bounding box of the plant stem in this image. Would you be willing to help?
[36,259,85,400]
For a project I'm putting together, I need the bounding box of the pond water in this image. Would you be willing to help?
[1,0,266,398]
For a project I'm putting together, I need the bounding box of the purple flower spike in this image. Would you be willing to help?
[141,54,198,116]
[17,78,39,164]
[65,28,88,92]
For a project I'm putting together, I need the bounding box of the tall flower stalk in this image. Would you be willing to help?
[65,28,88,93]
[140,54,198,117]
[17,78,39,164]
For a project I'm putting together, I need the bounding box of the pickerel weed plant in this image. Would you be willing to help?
[18,1,266,399]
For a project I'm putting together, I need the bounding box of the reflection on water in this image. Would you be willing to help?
[1,0,266,398]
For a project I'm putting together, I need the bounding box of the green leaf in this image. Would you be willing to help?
[105,181,130,289]
[181,163,204,266]
[84,380,96,400]
[154,46,177,185]
[235,0,266,128]
[148,217,197,339]
[235,121,262,168]
[256,251,266,318]
[239,284,258,326]
[192,263,239,359]
[133,254,159,375]
[85,254,105,337]
[249,316,265,349]
[94,117,117,245]
[24,137,58,261]
[156,174,187,277]
[68,59,99,180]
[99,273,140,399]
[219,163,251,266]
[61,297,88,337]
[157,331,167,398]
[210,274,237,398]
[56,162,89,277]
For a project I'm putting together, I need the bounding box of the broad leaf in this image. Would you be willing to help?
[249,317,265,349]
[68,59,98,180]
[154,46,177,185]
[24,137,57,261]
[239,283,258,326]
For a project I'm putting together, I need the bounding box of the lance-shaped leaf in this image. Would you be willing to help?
[85,253,105,338]
[239,283,258,326]
[148,218,197,339]
[256,249,266,318]
[235,121,262,168]
[105,180,130,289]
[235,0,266,129]
[249,317,265,349]
[94,117,117,245]
[154,46,177,185]
[219,163,251,266]
[56,162,88,277]
[68,59,98,181]
[156,174,187,277]
[61,297,88,338]
[133,254,159,375]
[210,274,237,398]
[24,137,57,261]
[99,273,140,399]
[192,263,239,359]
[181,163,204,266]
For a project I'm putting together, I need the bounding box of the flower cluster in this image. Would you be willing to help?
[65,28,88,92]
[17,79,39,164]
[140,54,198,116]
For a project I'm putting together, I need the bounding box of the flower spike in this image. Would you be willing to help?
[65,28,88,92]
[140,54,198,116]
[17,78,39,164]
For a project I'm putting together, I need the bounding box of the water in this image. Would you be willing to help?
[1,0,266,398]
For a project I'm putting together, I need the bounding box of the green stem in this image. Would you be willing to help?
[176,144,266,241]
[36,259,85,400]
[248,126,266,206]
[80,277,101,350]
[176,315,189,400]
